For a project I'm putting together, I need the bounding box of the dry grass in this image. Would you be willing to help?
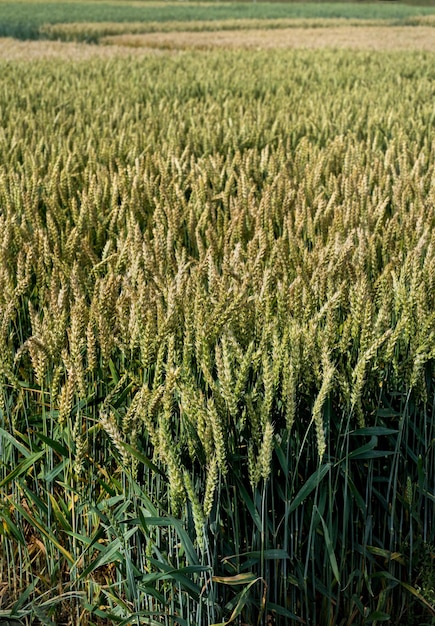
[102,25,435,51]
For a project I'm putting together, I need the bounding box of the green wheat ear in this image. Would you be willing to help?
[259,420,274,481]
[312,361,335,461]
[203,454,219,518]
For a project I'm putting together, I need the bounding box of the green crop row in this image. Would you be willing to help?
[0,49,434,625]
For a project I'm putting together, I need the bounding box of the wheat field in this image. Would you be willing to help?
[0,18,434,626]
[100,24,435,51]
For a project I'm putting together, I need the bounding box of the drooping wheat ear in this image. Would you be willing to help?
[158,367,186,511]
[140,310,156,371]
[261,351,275,426]
[153,340,167,390]
[193,297,215,387]
[359,298,374,357]
[198,408,214,464]
[158,414,185,514]
[350,355,366,428]
[203,455,219,518]
[259,420,274,482]
[73,417,87,478]
[69,299,87,398]
[351,329,392,427]
[0,374,6,414]
[283,356,297,432]
[184,471,205,553]
[272,330,283,389]
[138,384,162,447]
[233,340,254,402]
[177,378,202,462]
[409,350,429,397]
[86,314,97,373]
[404,475,413,508]
[248,442,261,490]
[216,337,237,418]
[207,396,228,476]
[58,371,75,427]
[15,334,47,389]
[162,366,177,415]
[14,247,31,299]
[129,427,139,480]
[122,391,141,437]
[28,335,48,390]
[311,359,335,461]
[383,316,407,378]
[95,274,119,364]
[99,411,128,467]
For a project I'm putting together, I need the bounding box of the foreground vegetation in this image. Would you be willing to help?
[0,44,434,626]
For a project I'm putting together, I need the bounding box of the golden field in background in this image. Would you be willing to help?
[2,18,435,58]
[102,23,435,50]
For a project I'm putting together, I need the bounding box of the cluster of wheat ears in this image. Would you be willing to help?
[0,50,434,625]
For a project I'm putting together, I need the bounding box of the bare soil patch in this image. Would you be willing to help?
[103,25,435,51]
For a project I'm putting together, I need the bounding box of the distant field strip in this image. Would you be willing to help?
[2,1,435,39]
[103,25,435,51]
[0,36,162,60]
[2,23,435,57]
[40,15,435,41]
